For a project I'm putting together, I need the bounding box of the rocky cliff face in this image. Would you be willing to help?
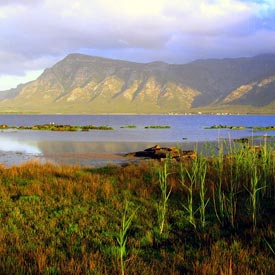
[0,53,275,113]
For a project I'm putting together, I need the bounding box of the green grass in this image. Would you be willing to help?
[206,125,275,131]
[251,126,275,131]
[1,143,275,274]
[0,124,114,131]
[205,124,246,130]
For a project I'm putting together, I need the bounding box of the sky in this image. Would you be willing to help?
[0,0,275,90]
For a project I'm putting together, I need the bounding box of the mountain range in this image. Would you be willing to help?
[1,53,275,113]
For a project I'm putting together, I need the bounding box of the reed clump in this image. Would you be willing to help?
[1,142,275,274]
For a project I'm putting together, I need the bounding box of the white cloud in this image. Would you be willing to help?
[0,0,274,89]
[0,70,43,90]
[163,0,256,35]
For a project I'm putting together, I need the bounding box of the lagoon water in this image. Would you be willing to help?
[0,114,275,166]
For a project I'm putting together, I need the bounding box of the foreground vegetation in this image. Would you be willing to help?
[1,141,275,274]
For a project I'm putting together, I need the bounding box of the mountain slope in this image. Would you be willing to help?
[221,75,275,107]
[0,53,275,113]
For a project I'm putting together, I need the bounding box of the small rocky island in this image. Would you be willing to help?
[0,123,113,131]
[125,144,196,161]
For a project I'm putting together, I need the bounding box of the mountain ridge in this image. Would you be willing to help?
[0,53,275,113]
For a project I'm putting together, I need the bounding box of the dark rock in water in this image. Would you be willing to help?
[125,144,196,161]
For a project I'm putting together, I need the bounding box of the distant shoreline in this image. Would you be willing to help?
[1,112,275,115]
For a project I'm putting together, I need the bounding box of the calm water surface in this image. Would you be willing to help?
[0,114,274,166]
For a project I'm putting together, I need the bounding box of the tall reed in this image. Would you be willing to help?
[180,155,209,229]
[257,135,275,199]
[198,157,209,229]
[224,138,253,227]
[180,162,196,229]
[116,201,138,275]
[212,139,226,226]
[245,166,265,231]
[157,161,172,235]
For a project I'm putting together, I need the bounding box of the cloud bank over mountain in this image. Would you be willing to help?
[0,0,275,90]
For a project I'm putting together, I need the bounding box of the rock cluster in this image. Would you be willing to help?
[126,144,196,161]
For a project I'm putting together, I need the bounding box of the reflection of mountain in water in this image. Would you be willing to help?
[35,141,205,167]
[0,137,41,154]
[36,141,191,154]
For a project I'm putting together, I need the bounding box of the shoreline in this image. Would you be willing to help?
[0,137,270,167]
[0,150,145,167]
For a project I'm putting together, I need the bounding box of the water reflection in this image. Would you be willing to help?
[36,140,202,155]
[0,137,41,154]
[0,114,274,166]
[0,136,204,166]
[35,141,205,167]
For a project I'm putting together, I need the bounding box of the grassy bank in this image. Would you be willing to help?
[1,141,275,274]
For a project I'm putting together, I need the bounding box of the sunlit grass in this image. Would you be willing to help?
[0,123,114,131]
[0,142,275,274]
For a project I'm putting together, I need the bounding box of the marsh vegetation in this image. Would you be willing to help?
[1,141,275,274]
[145,125,171,129]
[206,124,275,131]
[0,124,114,131]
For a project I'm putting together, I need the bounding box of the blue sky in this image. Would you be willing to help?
[0,0,275,90]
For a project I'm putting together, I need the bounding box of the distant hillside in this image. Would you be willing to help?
[0,53,275,113]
